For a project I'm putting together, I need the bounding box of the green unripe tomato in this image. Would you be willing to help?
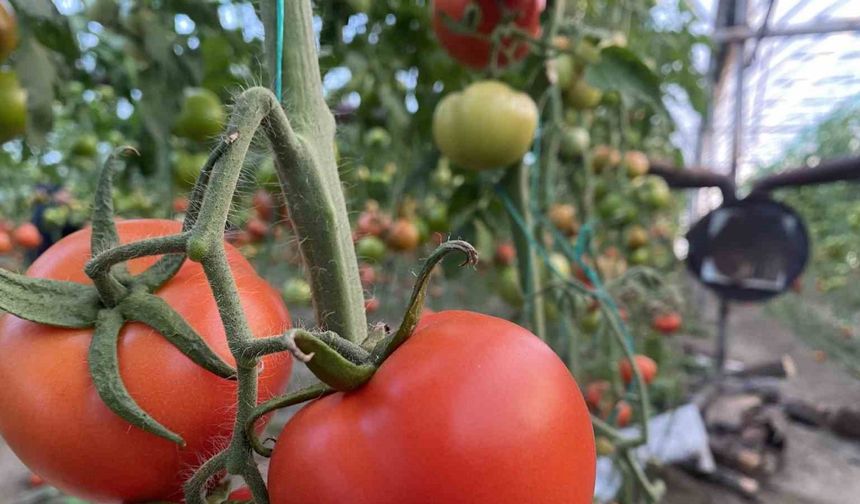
[70,134,99,157]
[560,126,590,159]
[366,172,392,202]
[574,39,601,66]
[629,247,650,266]
[0,69,26,143]
[547,252,572,279]
[174,88,225,142]
[566,78,603,110]
[363,127,391,149]
[282,278,312,305]
[636,176,672,210]
[414,217,430,245]
[355,236,386,263]
[173,151,209,190]
[426,204,449,233]
[597,193,624,221]
[496,266,524,308]
[554,54,576,89]
[626,225,649,250]
[433,80,538,171]
[580,309,602,334]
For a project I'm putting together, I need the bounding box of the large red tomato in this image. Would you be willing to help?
[268,310,595,504]
[432,0,545,69]
[0,219,292,503]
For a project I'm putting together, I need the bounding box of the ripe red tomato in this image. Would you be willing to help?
[252,189,275,221]
[355,206,391,238]
[0,229,12,253]
[12,222,42,249]
[652,312,682,335]
[618,354,657,385]
[28,473,45,488]
[227,486,253,502]
[171,196,189,214]
[584,379,609,411]
[613,400,632,427]
[493,242,516,267]
[432,0,546,69]
[246,217,269,242]
[364,297,380,313]
[0,219,292,503]
[358,263,377,287]
[268,311,595,504]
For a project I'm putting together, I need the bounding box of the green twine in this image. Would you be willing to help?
[275,0,284,101]
[494,179,635,353]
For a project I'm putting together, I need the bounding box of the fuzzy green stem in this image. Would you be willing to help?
[503,164,547,340]
[246,382,334,457]
[261,0,367,344]
[197,245,260,475]
[134,137,229,292]
[183,449,227,504]
[373,241,478,362]
[85,233,189,281]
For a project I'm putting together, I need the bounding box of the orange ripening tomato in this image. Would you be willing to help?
[0,219,292,503]
[614,400,632,427]
[268,311,596,504]
[12,222,42,249]
[584,379,610,411]
[0,229,12,253]
[652,312,682,335]
[618,354,658,385]
[432,0,545,69]
[385,218,420,252]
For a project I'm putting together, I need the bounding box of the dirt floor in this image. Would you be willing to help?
[665,302,860,504]
[1,302,859,503]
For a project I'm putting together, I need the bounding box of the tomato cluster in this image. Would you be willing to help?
[0,220,292,502]
[432,0,545,69]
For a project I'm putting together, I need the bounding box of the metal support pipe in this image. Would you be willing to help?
[715,17,860,42]
[729,0,747,182]
[716,297,731,374]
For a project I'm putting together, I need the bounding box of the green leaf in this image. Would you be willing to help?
[0,269,101,328]
[12,0,79,61]
[586,47,665,113]
[13,38,56,146]
[118,292,236,379]
[88,309,185,446]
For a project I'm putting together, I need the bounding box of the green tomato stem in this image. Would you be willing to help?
[503,163,547,341]
[183,449,227,504]
[372,240,478,363]
[246,382,334,458]
[261,0,367,344]
[85,233,189,281]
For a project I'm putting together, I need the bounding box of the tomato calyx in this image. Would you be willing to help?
[242,241,479,458]
[0,149,237,448]
[277,240,479,393]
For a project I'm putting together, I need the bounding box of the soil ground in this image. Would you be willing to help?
[0,303,858,503]
[665,302,860,504]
